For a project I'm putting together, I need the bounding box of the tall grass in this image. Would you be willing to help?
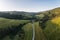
[44,20,60,40]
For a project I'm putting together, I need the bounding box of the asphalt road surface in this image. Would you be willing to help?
[32,20,35,40]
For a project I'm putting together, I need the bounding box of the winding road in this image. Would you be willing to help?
[32,20,35,40]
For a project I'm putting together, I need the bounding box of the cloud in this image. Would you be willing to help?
[0,0,60,12]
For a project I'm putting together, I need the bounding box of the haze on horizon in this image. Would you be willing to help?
[0,0,60,12]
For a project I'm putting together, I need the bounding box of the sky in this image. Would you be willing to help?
[0,0,60,12]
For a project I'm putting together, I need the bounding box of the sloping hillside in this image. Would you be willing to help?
[37,7,60,40]
[37,7,60,18]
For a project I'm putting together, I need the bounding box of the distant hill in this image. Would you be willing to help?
[0,11,37,20]
[37,7,60,17]
[36,7,60,23]
[0,11,37,15]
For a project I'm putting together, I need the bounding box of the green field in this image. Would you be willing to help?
[0,17,30,40]
[44,20,60,40]
[0,17,47,40]
[0,17,30,29]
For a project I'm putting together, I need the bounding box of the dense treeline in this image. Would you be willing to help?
[39,15,49,29]
[38,11,57,29]
[0,20,29,40]
[0,12,37,20]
